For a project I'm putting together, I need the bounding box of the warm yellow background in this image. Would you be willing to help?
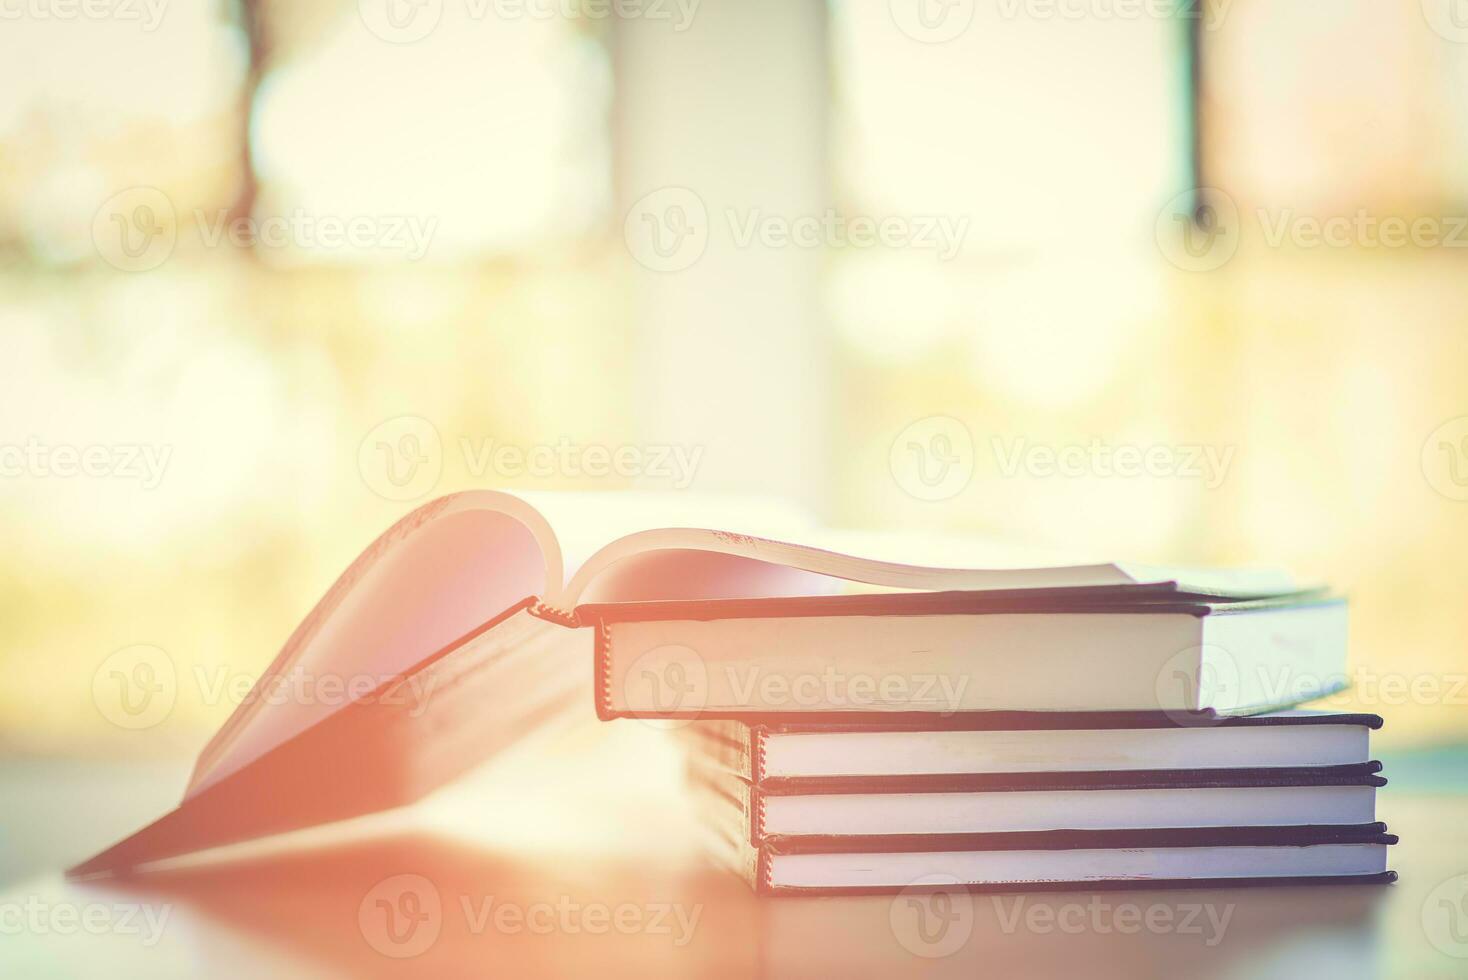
[2,0,1466,758]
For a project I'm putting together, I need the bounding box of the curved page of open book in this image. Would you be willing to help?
[184,492,560,799]
[184,489,1294,804]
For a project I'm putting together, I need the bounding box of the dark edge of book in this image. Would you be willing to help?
[577,587,1339,625]
[760,824,1397,853]
[687,764,1388,849]
[754,872,1399,898]
[705,824,1399,896]
[744,761,1387,796]
[737,710,1386,734]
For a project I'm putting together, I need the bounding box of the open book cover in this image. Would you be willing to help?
[70,490,1320,878]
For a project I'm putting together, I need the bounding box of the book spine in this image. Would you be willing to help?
[528,602,581,628]
[592,618,615,721]
[744,781,765,846]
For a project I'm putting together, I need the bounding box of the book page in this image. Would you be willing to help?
[187,492,561,798]
[544,494,1294,608]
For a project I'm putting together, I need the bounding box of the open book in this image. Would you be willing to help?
[72,489,1318,877]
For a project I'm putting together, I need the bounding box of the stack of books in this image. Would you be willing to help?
[68,491,1398,895]
[588,585,1398,896]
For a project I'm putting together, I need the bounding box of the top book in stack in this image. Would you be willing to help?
[584,589,1344,720]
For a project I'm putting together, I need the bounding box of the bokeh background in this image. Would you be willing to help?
[3,0,1467,773]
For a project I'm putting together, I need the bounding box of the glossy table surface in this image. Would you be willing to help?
[3,722,1466,979]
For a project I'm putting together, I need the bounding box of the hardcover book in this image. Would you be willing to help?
[681,711,1384,781]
